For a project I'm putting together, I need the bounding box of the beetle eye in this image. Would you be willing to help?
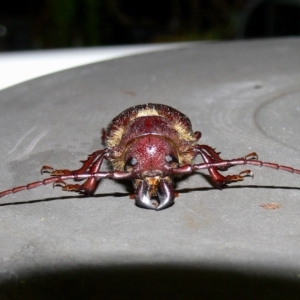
[126,157,138,166]
[165,154,178,164]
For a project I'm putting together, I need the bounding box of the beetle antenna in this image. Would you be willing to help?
[0,171,133,199]
[0,159,299,200]
[171,158,300,176]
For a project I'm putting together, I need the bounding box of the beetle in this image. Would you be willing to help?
[0,103,300,210]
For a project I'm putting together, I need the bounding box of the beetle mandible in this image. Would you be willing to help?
[1,103,300,210]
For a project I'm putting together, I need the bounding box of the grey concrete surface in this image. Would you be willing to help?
[0,38,300,299]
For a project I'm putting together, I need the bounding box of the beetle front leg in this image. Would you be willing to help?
[53,177,99,195]
[53,178,100,196]
[41,149,107,178]
[195,145,255,188]
[206,167,254,189]
[45,149,108,195]
[54,168,134,195]
[0,171,134,199]
[195,145,228,171]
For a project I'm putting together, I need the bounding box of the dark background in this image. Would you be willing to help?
[0,0,300,51]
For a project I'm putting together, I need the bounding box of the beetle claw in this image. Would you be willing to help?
[53,179,66,188]
[135,180,156,210]
[244,152,258,160]
[239,169,254,178]
[41,165,54,174]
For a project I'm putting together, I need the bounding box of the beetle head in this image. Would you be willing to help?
[124,135,179,210]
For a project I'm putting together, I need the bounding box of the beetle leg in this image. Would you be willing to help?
[196,145,258,170]
[75,178,99,195]
[195,145,228,171]
[41,149,106,178]
[195,146,255,188]
[52,178,78,192]
[53,179,81,192]
[156,179,175,210]
[135,180,155,210]
[196,147,233,188]
[48,150,108,195]
[51,177,96,194]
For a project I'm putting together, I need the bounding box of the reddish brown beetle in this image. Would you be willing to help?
[1,103,300,210]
